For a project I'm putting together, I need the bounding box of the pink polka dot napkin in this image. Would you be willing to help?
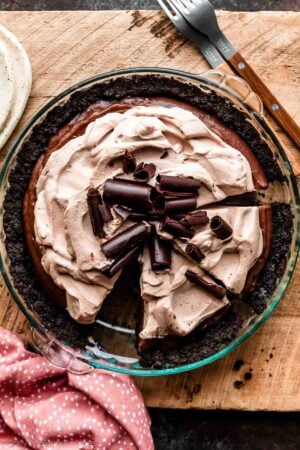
[0,327,153,449]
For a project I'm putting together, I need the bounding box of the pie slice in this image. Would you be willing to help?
[139,249,230,341]
[137,204,272,353]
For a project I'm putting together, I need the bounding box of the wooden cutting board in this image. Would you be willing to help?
[0,11,299,411]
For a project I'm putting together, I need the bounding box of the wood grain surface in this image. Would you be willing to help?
[0,11,299,411]
[228,50,300,151]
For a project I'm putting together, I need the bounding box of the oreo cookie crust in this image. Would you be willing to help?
[245,203,293,314]
[2,74,293,366]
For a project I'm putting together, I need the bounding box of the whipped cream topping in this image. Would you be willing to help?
[140,249,229,339]
[171,206,264,294]
[34,104,257,325]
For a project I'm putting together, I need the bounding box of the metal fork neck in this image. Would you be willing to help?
[209,29,237,59]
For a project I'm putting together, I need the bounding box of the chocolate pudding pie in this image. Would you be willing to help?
[3,75,293,368]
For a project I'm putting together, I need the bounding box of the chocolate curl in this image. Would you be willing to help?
[210,216,233,240]
[123,150,136,173]
[113,205,161,222]
[133,163,156,182]
[148,230,172,271]
[103,179,154,211]
[185,270,226,300]
[113,205,131,221]
[101,222,150,259]
[129,212,149,221]
[87,188,105,237]
[181,210,209,226]
[161,216,194,239]
[151,195,197,215]
[157,174,201,193]
[164,196,197,214]
[128,212,163,222]
[186,244,205,263]
[100,246,141,278]
[151,195,166,215]
[155,186,195,198]
[99,204,113,223]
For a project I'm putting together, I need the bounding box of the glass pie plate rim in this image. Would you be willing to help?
[0,66,299,377]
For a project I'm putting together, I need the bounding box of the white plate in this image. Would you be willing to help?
[0,25,32,150]
[0,40,14,130]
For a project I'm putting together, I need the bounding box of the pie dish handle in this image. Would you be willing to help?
[31,327,93,374]
[201,69,264,116]
[201,69,300,177]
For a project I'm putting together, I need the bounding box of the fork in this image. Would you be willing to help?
[158,0,300,148]
[157,0,227,70]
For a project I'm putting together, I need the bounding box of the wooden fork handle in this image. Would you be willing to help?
[228,52,300,150]
[216,59,300,175]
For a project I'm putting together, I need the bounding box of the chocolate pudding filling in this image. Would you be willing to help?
[3,75,293,368]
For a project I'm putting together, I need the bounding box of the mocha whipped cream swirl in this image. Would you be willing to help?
[165,206,263,294]
[144,206,263,339]
[34,105,259,326]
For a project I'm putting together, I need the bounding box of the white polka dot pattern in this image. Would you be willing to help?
[0,328,153,449]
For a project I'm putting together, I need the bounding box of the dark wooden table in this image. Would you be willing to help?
[0,0,299,11]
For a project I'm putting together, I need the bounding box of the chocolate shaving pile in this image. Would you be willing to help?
[86,153,232,299]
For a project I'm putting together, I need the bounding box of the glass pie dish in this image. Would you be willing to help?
[0,67,299,376]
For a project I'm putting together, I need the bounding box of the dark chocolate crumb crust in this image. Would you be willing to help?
[2,74,293,366]
[139,310,243,369]
[245,203,293,314]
